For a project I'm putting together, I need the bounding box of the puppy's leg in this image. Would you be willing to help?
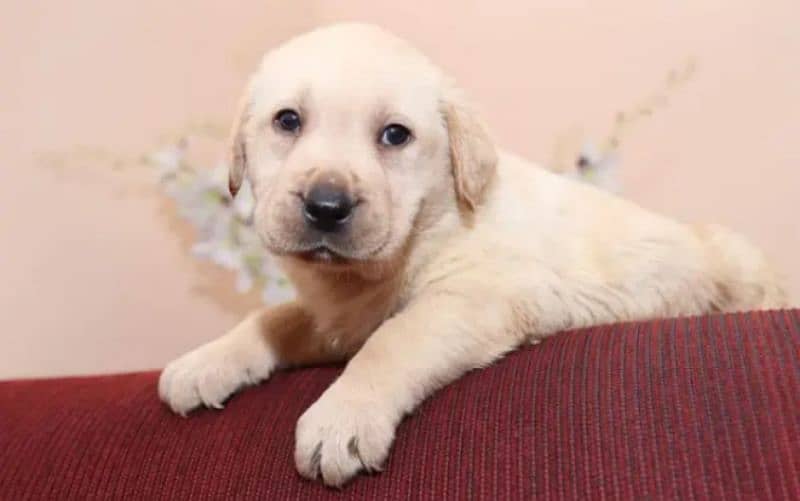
[159,302,337,415]
[294,290,522,486]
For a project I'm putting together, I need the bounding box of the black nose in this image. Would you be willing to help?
[302,183,354,232]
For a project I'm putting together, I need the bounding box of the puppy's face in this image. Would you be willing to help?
[230,25,496,269]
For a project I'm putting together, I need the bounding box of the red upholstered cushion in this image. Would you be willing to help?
[2,310,799,499]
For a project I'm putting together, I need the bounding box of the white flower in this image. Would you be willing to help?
[262,276,296,304]
[564,141,621,194]
[150,141,186,180]
[232,179,256,221]
[152,138,296,305]
[205,163,230,195]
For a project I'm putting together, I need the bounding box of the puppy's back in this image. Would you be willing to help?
[694,224,789,311]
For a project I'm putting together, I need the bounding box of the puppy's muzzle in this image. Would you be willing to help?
[302,181,356,233]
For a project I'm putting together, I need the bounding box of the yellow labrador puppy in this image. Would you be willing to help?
[159,23,788,486]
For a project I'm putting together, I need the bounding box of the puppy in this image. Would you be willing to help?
[159,23,788,486]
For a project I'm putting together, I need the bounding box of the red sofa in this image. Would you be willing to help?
[2,310,799,499]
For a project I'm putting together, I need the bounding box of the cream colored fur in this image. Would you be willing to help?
[159,23,789,487]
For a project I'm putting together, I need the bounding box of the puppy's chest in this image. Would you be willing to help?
[310,283,404,355]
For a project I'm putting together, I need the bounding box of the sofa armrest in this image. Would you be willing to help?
[2,310,799,499]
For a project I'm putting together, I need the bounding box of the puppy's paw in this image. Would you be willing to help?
[158,332,275,416]
[295,385,396,487]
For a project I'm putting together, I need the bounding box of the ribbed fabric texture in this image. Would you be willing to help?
[1,310,799,500]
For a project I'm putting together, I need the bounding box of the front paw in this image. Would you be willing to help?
[158,332,275,416]
[295,385,396,487]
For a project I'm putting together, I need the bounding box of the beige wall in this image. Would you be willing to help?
[1,1,797,378]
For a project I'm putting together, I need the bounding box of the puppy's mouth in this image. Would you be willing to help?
[263,227,393,267]
[294,245,351,265]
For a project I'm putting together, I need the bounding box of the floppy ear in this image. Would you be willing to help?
[443,89,498,211]
[227,94,251,198]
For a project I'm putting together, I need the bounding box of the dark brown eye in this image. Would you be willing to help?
[379,124,411,146]
[274,109,301,133]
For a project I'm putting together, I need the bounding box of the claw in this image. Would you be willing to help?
[309,442,323,479]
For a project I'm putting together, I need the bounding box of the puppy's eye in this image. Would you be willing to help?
[274,109,302,133]
[379,124,412,147]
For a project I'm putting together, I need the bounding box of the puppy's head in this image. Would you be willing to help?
[229,23,496,270]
